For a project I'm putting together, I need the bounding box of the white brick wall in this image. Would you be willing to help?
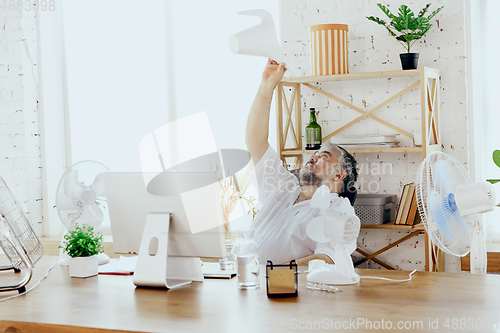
[280,0,466,271]
[0,9,42,236]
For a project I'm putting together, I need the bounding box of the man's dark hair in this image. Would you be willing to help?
[321,142,358,194]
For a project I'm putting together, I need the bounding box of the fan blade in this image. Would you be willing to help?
[428,191,455,243]
[310,185,330,212]
[90,173,107,197]
[77,202,103,228]
[56,191,83,229]
[432,160,454,194]
[64,170,86,200]
[306,216,330,243]
[56,192,79,212]
[428,191,469,247]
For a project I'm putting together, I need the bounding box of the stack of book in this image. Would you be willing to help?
[395,182,421,225]
[330,134,399,149]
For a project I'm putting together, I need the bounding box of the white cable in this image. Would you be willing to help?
[0,258,58,303]
[307,270,418,294]
[360,269,417,282]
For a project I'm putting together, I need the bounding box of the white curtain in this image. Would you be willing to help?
[470,0,500,241]
[38,0,280,233]
[62,0,279,172]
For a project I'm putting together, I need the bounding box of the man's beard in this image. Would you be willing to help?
[298,166,324,186]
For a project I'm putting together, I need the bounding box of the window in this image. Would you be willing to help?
[40,0,280,232]
[62,0,279,171]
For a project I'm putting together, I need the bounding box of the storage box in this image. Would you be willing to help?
[310,24,349,76]
[354,194,397,225]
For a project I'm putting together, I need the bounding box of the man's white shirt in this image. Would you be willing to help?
[247,146,358,264]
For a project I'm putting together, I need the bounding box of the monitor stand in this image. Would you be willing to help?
[133,213,203,289]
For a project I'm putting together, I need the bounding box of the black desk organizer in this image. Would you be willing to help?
[266,260,298,298]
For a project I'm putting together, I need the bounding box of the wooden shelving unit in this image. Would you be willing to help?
[275,67,442,271]
[360,222,425,230]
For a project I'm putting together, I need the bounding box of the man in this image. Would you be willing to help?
[246,59,359,266]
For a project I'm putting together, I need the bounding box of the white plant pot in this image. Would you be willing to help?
[70,255,98,278]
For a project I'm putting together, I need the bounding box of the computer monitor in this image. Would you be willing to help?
[102,172,227,288]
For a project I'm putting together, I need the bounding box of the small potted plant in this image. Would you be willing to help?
[367,3,444,70]
[59,223,104,278]
[487,150,500,185]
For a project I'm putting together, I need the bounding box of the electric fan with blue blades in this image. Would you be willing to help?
[415,152,496,273]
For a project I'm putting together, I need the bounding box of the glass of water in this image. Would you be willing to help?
[237,253,259,289]
[235,229,259,289]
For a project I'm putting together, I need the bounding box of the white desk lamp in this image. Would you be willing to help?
[306,185,361,285]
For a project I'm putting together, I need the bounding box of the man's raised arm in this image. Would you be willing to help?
[245,59,287,165]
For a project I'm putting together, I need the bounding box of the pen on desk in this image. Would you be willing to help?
[98,272,134,276]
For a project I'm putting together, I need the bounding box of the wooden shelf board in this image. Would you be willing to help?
[281,147,423,156]
[361,222,425,230]
[281,68,423,83]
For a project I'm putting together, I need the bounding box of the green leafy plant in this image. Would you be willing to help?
[59,223,104,258]
[487,150,500,184]
[367,3,444,53]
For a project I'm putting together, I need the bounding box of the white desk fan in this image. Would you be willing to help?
[415,151,496,274]
[0,174,44,293]
[306,185,361,285]
[56,161,110,265]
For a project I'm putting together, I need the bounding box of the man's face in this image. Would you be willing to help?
[299,150,343,186]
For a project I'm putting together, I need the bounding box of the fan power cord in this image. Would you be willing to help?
[0,258,58,303]
[360,269,417,282]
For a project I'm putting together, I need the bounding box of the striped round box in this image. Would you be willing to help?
[310,24,349,76]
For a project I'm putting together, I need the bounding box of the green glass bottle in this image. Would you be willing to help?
[305,108,322,150]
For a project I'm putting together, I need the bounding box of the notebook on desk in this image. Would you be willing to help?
[201,262,236,279]
[98,256,137,275]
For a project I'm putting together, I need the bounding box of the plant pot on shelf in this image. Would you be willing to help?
[70,255,98,278]
[400,53,419,70]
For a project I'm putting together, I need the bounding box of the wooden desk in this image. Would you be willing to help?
[1,256,499,332]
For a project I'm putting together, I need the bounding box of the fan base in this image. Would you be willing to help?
[307,264,360,285]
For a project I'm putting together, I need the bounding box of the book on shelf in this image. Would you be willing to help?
[395,183,415,225]
[412,208,422,226]
[405,190,419,226]
[395,183,409,224]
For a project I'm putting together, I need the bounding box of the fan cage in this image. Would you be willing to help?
[55,160,110,231]
[415,152,472,257]
[0,176,43,269]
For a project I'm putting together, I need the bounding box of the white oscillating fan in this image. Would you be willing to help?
[415,151,496,274]
[56,161,110,265]
[0,174,43,293]
[306,185,361,285]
